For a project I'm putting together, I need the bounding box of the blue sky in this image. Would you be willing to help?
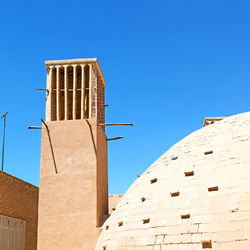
[0,0,249,194]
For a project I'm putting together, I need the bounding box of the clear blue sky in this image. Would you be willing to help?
[0,0,249,194]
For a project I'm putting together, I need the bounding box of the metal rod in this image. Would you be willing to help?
[41,118,58,174]
[1,112,8,171]
[28,126,42,129]
[99,123,134,126]
[107,136,124,141]
[105,105,109,107]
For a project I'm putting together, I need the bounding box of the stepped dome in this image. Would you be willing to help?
[96,112,250,250]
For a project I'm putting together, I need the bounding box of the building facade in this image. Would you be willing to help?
[0,171,38,250]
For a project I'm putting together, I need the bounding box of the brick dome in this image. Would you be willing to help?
[96,112,250,250]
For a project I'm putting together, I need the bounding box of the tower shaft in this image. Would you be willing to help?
[37,59,108,250]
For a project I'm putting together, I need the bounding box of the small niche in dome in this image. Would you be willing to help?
[202,240,212,248]
[118,221,123,227]
[208,186,219,192]
[105,225,109,230]
[170,191,180,197]
[141,197,146,202]
[184,171,194,177]
[204,150,213,155]
[150,178,158,184]
[143,218,150,224]
[171,156,178,160]
[181,214,190,219]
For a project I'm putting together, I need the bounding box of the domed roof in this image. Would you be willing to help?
[96,112,250,250]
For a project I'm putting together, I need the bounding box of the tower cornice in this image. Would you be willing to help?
[45,58,106,86]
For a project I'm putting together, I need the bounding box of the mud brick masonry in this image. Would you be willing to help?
[0,171,38,250]
[38,58,108,250]
[1,58,250,250]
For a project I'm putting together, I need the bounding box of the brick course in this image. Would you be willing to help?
[0,171,39,250]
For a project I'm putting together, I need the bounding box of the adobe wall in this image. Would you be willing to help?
[0,170,39,250]
[97,124,108,226]
[108,195,123,214]
[97,71,105,125]
[38,118,108,250]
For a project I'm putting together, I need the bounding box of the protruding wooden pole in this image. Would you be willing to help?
[28,126,42,129]
[99,123,134,126]
[107,136,124,141]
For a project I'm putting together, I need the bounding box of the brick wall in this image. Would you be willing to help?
[108,195,123,214]
[38,119,107,250]
[91,65,97,118]
[97,72,105,125]
[0,171,39,250]
[90,65,105,124]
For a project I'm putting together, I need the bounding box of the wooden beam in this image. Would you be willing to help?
[28,126,42,129]
[107,136,124,141]
[37,88,49,93]
[99,123,134,126]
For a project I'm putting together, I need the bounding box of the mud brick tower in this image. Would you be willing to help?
[37,59,108,250]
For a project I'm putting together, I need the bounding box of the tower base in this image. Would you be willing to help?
[37,118,108,250]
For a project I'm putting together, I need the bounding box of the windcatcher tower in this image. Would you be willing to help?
[37,59,108,250]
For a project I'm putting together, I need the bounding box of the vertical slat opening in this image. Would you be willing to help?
[84,65,90,119]
[64,66,68,120]
[67,66,73,120]
[81,65,85,119]
[59,67,65,120]
[76,65,82,119]
[73,65,77,119]
[51,68,57,121]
